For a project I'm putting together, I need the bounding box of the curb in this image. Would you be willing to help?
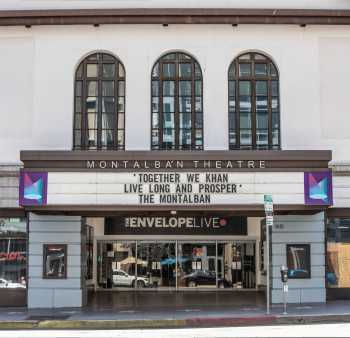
[0,314,349,330]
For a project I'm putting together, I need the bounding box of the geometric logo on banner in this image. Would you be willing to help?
[304,171,333,206]
[19,171,48,206]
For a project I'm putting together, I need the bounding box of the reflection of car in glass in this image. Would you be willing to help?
[112,269,149,287]
[0,278,26,289]
[181,270,230,288]
[288,269,309,278]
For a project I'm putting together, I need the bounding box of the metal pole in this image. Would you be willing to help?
[266,222,270,315]
[283,283,287,315]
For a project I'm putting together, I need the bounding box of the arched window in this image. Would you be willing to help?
[228,52,280,150]
[73,52,125,150]
[151,52,203,150]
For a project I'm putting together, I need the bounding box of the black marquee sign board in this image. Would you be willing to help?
[105,215,247,236]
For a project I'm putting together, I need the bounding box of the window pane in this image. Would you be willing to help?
[256,96,268,112]
[101,129,114,146]
[118,63,125,77]
[239,96,251,112]
[195,97,202,113]
[195,113,203,128]
[179,63,192,77]
[75,81,82,96]
[152,113,159,128]
[87,81,98,96]
[152,81,159,96]
[152,97,159,113]
[118,97,125,113]
[163,129,175,144]
[228,81,235,97]
[74,113,81,129]
[180,113,191,128]
[179,97,191,113]
[256,129,268,145]
[228,64,235,78]
[240,130,252,145]
[240,113,251,129]
[88,113,97,129]
[272,129,279,145]
[270,63,277,77]
[118,81,125,96]
[229,113,235,129]
[152,63,159,78]
[229,130,236,145]
[103,64,115,78]
[163,113,174,128]
[163,97,175,113]
[86,97,98,113]
[102,113,114,129]
[74,130,81,146]
[164,53,176,60]
[194,63,201,78]
[117,130,124,146]
[239,63,251,76]
[88,129,97,147]
[179,129,192,146]
[229,98,236,112]
[272,112,279,129]
[87,64,98,77]
[117,113,124,129]
[162,63,175,77]
[239,54,251,60]
[256,81,267,96]
[239,81,251,95]
[272,97,279,112]
[195,129,203,142]
[76,64,83,78]
[272,81,279,96]
[152,129,159,145]
[102,54,114,61]
[163,81,175,96]
[102,81,114,96]
[75,98,82,113]
[195,81,202,96]
[256,113,268,129]
[255,63,267,76]
[179,81,192,96]
[102,97,115,113]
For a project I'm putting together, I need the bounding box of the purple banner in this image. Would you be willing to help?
[19,171,48,206]
[304,171,333,206]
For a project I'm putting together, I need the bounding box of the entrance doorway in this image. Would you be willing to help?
[96,240,256,290]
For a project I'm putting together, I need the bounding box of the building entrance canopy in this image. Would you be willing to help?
[19,150,332,214]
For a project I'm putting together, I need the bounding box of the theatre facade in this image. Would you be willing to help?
[1,0,350,309]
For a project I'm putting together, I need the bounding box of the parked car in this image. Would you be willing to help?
[181,270,231,288]
[112,269,149,287]
[0,278,26,289]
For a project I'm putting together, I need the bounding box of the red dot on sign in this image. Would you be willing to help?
[219,219,227,226]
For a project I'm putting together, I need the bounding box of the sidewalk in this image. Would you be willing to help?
[0,300,350,330]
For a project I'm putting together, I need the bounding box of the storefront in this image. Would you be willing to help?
[14,150,333,308]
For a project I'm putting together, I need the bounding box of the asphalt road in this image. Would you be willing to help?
[0,323,349,337]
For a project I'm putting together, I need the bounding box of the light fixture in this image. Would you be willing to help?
[170,210,177,215]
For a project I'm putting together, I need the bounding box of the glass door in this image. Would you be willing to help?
[137,242,176,289]
[177,242,217,288]
[218,241,256,289]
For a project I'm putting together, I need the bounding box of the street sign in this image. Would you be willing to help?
[264,194,273,214]
[266,215,274,227]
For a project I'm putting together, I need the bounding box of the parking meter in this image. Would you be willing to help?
[280,265,288,315]
[280,265,288,283]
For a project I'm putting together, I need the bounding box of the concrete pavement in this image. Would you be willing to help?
[0,299,350,330]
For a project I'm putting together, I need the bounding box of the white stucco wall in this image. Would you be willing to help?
[0,24,350,163]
